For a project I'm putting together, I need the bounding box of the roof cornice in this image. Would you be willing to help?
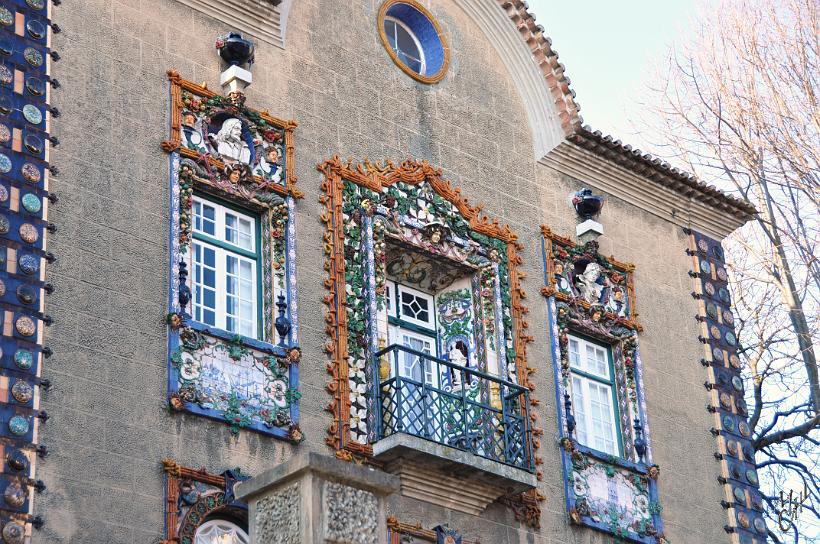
[569,128,757,222]
[541,142,750,240]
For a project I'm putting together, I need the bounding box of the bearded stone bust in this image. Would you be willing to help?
[210,118,251,164]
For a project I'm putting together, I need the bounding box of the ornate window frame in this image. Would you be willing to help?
[162,71,302,441]
[387,517,474,543]
[541,227,666,543]
[377,0,450,84]
[319,158,544,524]
[160,459,249,544]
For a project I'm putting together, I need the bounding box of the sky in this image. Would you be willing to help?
[527,0,696,145]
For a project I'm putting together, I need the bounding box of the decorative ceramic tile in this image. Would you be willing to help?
[23,48,43,67]
[23,134,42,155]
[16,284,36,305]
[3,481,25,507]
[7,416,28,436]
[17,254,38,276]
[542,227,662,543]
[21,193,41,214]
[685,230,763,541]
[26,19,46,40]
[14,316,35,336]
[13,349,32,370]
[18,223,38,244]
[162,459,250,543]
[0,65,11,87]
[21,163,40,184]
[0,8,12,27]
[0,3,53,536]
[319,158,539,521]
[25,77,44,97]
[22,104,42,126]
[2,521,24,544]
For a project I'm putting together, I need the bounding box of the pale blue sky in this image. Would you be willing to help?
[527,0,696,144]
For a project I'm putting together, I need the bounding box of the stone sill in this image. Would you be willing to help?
[372,433,537,515]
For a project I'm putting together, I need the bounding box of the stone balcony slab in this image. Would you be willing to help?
[372,433,537,515]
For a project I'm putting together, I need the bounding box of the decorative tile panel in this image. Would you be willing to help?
[541,227,665,543]
[684,229,767,543]
[162,71,302,440]
[0,0,56,537]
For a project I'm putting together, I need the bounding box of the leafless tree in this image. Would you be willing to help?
[642,0,819,541]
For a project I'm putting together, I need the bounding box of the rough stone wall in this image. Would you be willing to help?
[40,0,724,542]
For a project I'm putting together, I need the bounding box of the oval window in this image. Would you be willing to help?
[378,0,449,83]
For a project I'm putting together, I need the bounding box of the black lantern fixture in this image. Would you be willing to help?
[275,294,291,347]
[178,260,191,316]
[572,188,605,220]
[564,391,576,436]
[634,417,647,463]
[216,32,255,67]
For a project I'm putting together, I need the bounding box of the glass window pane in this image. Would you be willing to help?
[569,339,581,368]
[225,254,255,339]
[395,24,420,61]
[192,242,217,326]
[586,344,608,377]
[385,17,423,74]
[399,289,432,326]
[397,50,422,74]
[384,19,397,48]
[239,217,253,249]
[589,382,616,455]
[401,334,432,382]
[224,212,254,250]
[572,376,588,446]
[193,200,216,236]
[195,520,249,544]
[572,373,618,456]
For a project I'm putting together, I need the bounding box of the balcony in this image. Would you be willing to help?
[371,344,537,514]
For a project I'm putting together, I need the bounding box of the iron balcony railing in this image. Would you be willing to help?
[373,344,534,472]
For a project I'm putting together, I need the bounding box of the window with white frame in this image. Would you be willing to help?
[396,283,435,330]
[190,195,260,339]
[568,334,621,456]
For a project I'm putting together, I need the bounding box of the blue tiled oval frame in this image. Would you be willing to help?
[377,0,450,84]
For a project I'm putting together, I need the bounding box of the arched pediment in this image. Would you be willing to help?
[453,0,582,160]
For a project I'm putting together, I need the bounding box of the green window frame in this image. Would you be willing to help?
[568,332,624,457]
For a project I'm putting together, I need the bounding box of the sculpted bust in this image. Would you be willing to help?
[210,118,251,164]
[576,262,604,304]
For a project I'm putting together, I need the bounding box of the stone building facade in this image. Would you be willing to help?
[0,0,763,542]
